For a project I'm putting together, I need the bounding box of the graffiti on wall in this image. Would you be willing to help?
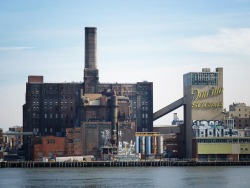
[192,120,224,130]
[192,120,238,137]
[100,130,111,146]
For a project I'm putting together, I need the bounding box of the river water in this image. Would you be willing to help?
[0,166,249,188]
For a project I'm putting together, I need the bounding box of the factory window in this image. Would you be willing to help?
[45,128,47,132]
[50,128,53,132]
[47,139,55,144]
[61,114,64,118]
[56,114,58,118]
[45,114,47,118]
[75,130,80,134]
[239,114,241,117]
[50,114,53,118]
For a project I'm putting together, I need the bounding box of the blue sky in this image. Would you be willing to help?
[1,0,250,131]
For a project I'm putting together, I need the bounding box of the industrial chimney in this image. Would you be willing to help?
[85,27,97,69]
[84,27,99,93]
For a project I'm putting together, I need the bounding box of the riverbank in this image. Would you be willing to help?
[1,160,250,168]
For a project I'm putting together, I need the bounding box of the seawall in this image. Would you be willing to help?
[1,161,250,168]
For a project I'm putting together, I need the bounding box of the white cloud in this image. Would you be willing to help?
[29,29,82,38]
[0,46,35,51]
[180,28,250,55]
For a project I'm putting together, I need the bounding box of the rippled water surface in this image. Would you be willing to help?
[0,166,250,188]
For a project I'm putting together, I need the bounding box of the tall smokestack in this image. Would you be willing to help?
[85,27,97,69]
[84,27,99,94]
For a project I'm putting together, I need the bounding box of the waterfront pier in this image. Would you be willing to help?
[1,161,250,168]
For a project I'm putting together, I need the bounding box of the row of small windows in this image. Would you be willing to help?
[197,138,250,143]
[33,128,65,133]
[32,113,74,119]
[44,113,73,119]
[31,91,39,94]
[44,101,73,105]
[238,114,250,117]
[32,101,74,106]
[32,91,76,95]
[238,108,250,112]
[239,119,249,123]
[183,72,219,86]
[33,106,73,111]
[33,128,53,133]
[192,73,217,80]
[47,139,55,144]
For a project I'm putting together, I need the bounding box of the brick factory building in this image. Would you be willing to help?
[23,27,153,160]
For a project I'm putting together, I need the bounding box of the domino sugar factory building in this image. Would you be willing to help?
[23,27,153,160]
